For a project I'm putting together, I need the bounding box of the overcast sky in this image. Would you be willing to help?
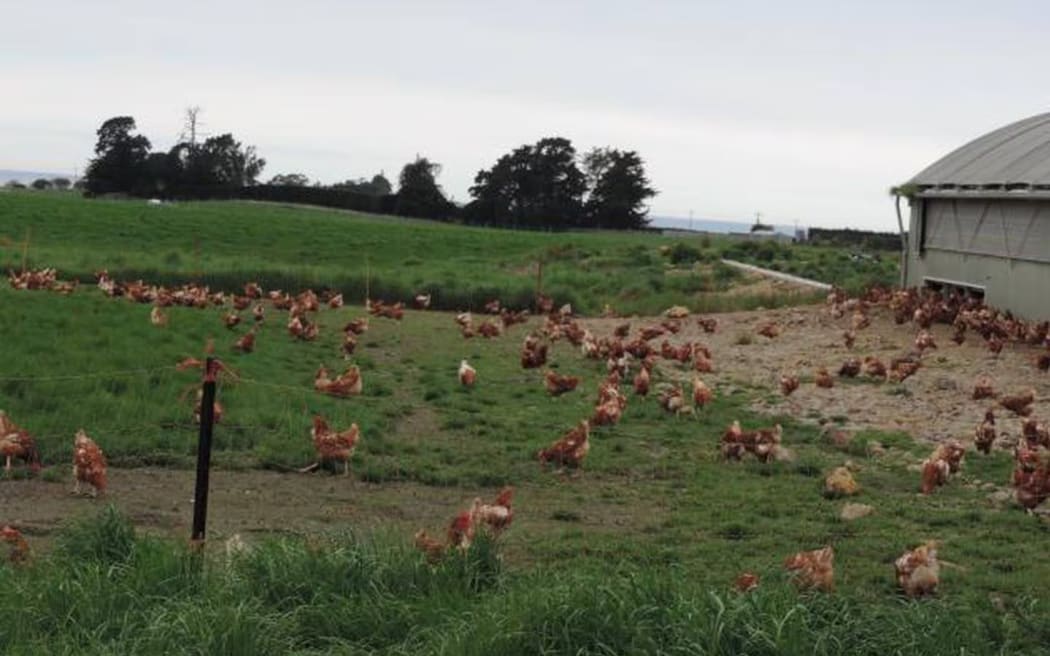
[3,0,1049,229]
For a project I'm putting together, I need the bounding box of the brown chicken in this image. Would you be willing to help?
[920,457,950,495]
[314,365,363,397]
[1013,447,1050,510]
[459,360,477,387]
[838,358,861,378]
[223,311,241,330]
[633,366,651,397]
[150,306,168,327]
[814,367,834,389]
[780,374,800,397]
[914,330,937,352]
[657,384,687,416]
[784,546,834,592]
[233,329,256,353]
[895,542,940,598]
[974,410,996,454]
[692,376,713,409]
[697,317,718,334]
[538,421,590,469]
[734,572,759,593]
[545,370,580,396]
[251,303,265,322]
[448,502,478,551]
[328,293,344,309]
[889,358,922,383]
[1000,388,1036,417]
[721,421,783,463]
[0,414,41,473]
[757,322,781,339]
[413,293,432,309]
[345,318,369,335]
[863,356,887,380]
[232,295,251,311]
[851,311,870,331]
[307,415,360,476]
[414,529,446,564]
[521,336,549,369]
[73,429,107,497]
[842,329,856,349]
[341,333,357,357]
[244,282,263,299]
[1021,418,1050,449]
[474,487,514,534]
[972,376,995,401]
[1,526,29,565]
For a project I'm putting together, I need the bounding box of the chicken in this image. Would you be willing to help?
[780,374,800,397]
[591,383,626,425]
[842,330,856,349]
[459,360,477,387]
[252,303,265,322]
[823,466,859,497]
[614,322,631,338]
[972,376,995,401]
[1000,388,1036,417]
[851,311,870,331]
[1036,352,1050,372]
[307,415,360,476]
[814,367,834,389]
[863,356,887,380]
[986,336,1005,356]
[223,311,241,330]
[483,299,501,315]
[920,457,950,495]
[784,546,834,592]
[757,323,781,339]
[232,295,251,311]
[974,410,996,454]
[658,385,688,416]
[1,526,29,565]
[838,358,861,378]
[193,389,224,425]
[536,293,554,314]
[734,572,759,593]
[244,282,263,299]
[345,318,369,335]
[545,370,579,396]
[233,329,256,353]
[520,336,548,369]
[633,366,651,397]
[639,325,666,341]
[413,293,431,309]
[889,358,922,383]
[478,320,504,338]
[721,421,784,463]
[895,542,940,598]
[914,330,937,352]
[692,376,713,409]
[314,365,363,397]
[414,529,445,564]
[73,429,107,497]
[1013,447,1050,510]
[538,421,590,469]
[693,353,714,373]
[931,439,966,473]
[150,306,168,327]
[697,317,718,334]
[328,293,344,309]
[474,487,514,534]
[0,415,41,473]
[447,501,478,551]
[341,333,357,357]
[950,324,966,345]
[1021,418,1050,449]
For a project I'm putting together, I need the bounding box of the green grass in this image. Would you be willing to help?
[0,507,1046,655]
[0,191,887,314]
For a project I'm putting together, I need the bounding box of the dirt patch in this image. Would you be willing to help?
[583,303,1050,445]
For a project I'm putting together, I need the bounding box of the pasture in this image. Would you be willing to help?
[0,192,1048,654]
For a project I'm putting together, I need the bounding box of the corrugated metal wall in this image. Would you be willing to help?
[906,197,1050,320]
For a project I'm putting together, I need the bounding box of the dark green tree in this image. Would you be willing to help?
[84,116,152,195]
[31,178,53,190]
[395,157,451,219]
[582,148,656,229]
[51,177,71,190]
[466,137,586,228]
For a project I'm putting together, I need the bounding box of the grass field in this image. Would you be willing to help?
[1,192,1047,654]
[0,191,896,314]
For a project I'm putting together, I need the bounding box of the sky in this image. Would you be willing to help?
[3,0,1050,230]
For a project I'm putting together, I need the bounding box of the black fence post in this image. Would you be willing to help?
[191,357,217,545]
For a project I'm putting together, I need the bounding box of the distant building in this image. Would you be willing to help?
[902,112,1050,320]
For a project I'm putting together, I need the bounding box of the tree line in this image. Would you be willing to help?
[82,114,657,230]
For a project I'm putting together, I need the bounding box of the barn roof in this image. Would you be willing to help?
[909,112,1050,196]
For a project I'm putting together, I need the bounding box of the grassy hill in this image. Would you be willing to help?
[0,192,896,314]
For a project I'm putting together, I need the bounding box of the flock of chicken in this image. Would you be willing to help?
[5,268,1050,596]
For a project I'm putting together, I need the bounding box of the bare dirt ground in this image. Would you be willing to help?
[5,302,1047,546]
[585,302,1050,446]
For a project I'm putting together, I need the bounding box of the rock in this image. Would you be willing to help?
[840,503,874,521]
[824,467,860,498]
[935,378,957,391]
[986,489,1012,505]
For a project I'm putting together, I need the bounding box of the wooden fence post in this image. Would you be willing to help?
[191,357,217,545]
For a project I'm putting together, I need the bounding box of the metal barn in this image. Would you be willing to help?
[902,113,1050,320]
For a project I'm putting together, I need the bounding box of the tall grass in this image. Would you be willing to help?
[0,507,1044,655]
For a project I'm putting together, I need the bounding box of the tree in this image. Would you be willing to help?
[466,137,586,228]
[332,172,393,196]
[582,148,656,230]
[4,180,26,189]
[84,116,152,195]
[31,178,53,190]
[51,177,71,190]
[268,173,310,186]
[395,157,452,219]
[370,172,392,196]
[178,133,266,190]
